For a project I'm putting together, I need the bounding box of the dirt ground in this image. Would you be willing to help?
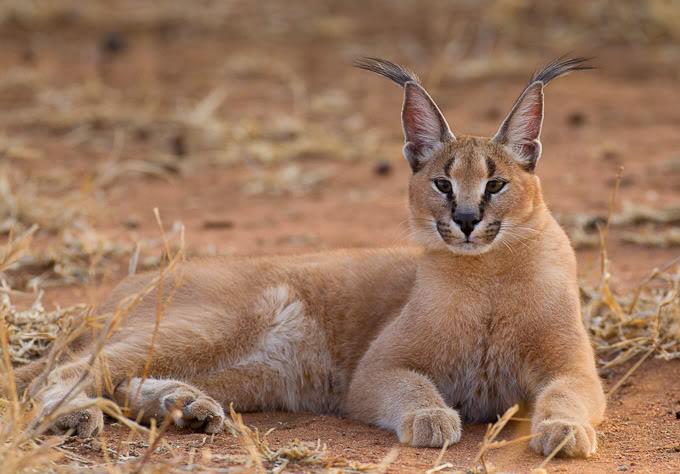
[56,358,680,473]
[2,2,680,472]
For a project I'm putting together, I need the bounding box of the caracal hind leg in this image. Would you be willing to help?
[112,356,329,430]
[113,378,225,433]
[34,334,213,437]
[33,299,266,437]
[34,277,312,436]
[34,358,109,437]
[113,360,326,432]
[186,364,295,413]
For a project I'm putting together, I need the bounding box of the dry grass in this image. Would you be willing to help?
[0,73,383,187]
[18,223,131,289]
[0,166,193,290]
[0,166,127,289]
[584,256,680,371]
[558,202,680,250]
[1,1,678,49]
[0,214,190,474]
[0,226,89,365]
[1,289,87,365]
[0,169,90,235]
[578,183,680,373]
[0,0,237,30]
[228,405,389,473]
[242,164,332,197]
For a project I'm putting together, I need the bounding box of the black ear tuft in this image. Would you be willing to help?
[529,56,595,86]
[494,55,594,171]
[353,57,420,87]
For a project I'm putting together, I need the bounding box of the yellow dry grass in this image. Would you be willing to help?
[559,202,680,250]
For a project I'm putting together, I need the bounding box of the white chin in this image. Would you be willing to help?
[445,241,492,256]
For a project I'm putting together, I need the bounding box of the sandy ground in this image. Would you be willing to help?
[57,359,680,473]
[2,11,679,473]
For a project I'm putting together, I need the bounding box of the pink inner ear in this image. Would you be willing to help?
[518,141,539,158]
[402,106,425,144]
[402,83,449,151]
[507,84,543,143]
[523,98,542,139]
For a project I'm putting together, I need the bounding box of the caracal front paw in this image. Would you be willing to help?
[399,407,462,448]
[160,386,225,434]
[530,418,597,458]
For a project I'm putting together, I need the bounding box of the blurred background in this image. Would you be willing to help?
[0,0,678,301]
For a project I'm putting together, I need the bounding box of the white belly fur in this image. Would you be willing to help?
[234,285,339,412]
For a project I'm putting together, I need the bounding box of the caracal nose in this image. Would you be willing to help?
[452,211,481,238]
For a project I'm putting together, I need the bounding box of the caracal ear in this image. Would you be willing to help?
[492,56,594,172]
[401,82,455,172]
[492,81,544,171]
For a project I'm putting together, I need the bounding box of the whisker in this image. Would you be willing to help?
[500,238,515,256]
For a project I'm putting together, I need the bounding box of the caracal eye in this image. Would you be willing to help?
[434,179,452,194]
[485,179,506,194]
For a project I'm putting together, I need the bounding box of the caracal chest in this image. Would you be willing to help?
[432,290,528,423]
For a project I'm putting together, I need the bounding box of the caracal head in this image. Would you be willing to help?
[356,56,592,256]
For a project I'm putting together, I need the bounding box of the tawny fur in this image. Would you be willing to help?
[13,57,605,458]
